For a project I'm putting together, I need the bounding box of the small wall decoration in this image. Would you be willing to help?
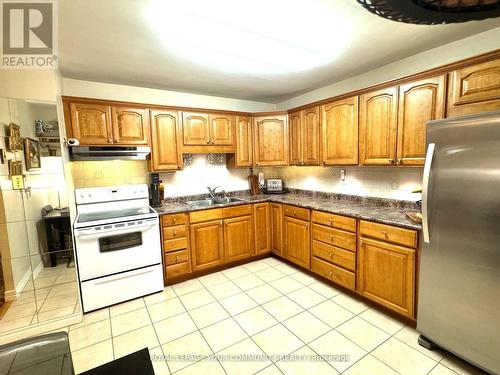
[7,123,22,151]
[24,138,41,170]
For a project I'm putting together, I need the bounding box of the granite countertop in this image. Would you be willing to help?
[154,192,422,230]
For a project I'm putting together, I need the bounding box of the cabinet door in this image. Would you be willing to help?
[448,58,500,117]
[357,237,416,318]
[397,76,446,166]
[149,110,182,172]
[289,111,302,166]
[302,106,321,165]
[112,106,149,145]
[182,112,210,145]
[70,103,112,145]
[209,114,235,145]
[190,220,224,272]
[234,116,253,167]
[321,97,358,165]
[253,115,288,166]
[359,87,398,165]
[254,203,271,254]
[283,217,310,269]
[271,203,283,256]
[224,215,254,263]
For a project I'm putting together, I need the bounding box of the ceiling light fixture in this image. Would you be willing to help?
[146,0,351,75]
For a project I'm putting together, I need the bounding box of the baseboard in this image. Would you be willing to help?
[14,267,32,296]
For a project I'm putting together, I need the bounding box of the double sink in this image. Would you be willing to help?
[183,197,245,208]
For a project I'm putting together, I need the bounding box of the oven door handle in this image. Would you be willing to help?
[74,221,157,238]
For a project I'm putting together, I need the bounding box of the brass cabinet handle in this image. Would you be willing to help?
[173,230,177,235]
[175,255,180,262]
[329,252,333,258]
[293,210,297,216]
[108,138,113,143]
[390,159,395,164]
[177,165,181,169]
[330,235,334,241]
[328,271,333,278]
[381,230,388,237]
[398,158,403,165]
[211,140,215,145]
[220,220,223,226]
[206,140,211,144]
[172,218,176,223]
[328,219,333,225]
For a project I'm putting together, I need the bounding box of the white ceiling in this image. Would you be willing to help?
[59,0,500,103]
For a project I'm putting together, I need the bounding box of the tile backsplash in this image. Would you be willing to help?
[70,160,148,188]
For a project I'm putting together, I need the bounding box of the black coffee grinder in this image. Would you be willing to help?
[149,173,161,207]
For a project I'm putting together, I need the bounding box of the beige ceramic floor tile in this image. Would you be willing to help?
[188,301,229,328]
[37,305,75,323]
[245,284,282,304]
[308,281,341,298]
[111,307,151,336]
[331,294,368,315]
[276,345,338,375]
[289,272,317,285]
[175,359,226,375]
[154,312,197,344]
[147,298,186,323]
[273,263,298,276]
[208,281,242,300]
[109,298,145,317]
[172,279,204,296]
[262,296,304,322]
[255,267,286,283]
[252,324,303,360]
[343,354,399,375]
[149,346,171,375]
[162,331,213,373]
[200,317,247,352]
[336,316,390,351]
[233,306,278,336]
[219,292,258,315]
[394,326,444,361]
[0,315,34,333]
[197,272,228,287]
[269,276,305,294]
[232,273,265,291]
[218,338,271,375]
[282,311,331,343]
[70,308,109,330]
[440,354,488,375]
[1,302,37,322]
[256,364,284,374]
[223,266,251,280]
[262,257,284,266]
[243,260,271,273]
[309,330,367,373]
[372,337,437,375]
[287,287,326,309]
[69,319,111,351]
[71,339,114,374]
[359,308,405,335]
[144,287,177,305]
[428,364,462,375]
[179,289,215,310]
[113,325,160,358]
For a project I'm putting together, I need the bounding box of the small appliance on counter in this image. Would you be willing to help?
[149,173,161,207]
[262,178,287,194]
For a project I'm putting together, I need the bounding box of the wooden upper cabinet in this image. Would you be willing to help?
[397,76,446,166]
[190,219,224,272]
[182,112,210,145]
[70,103,112,145]
[289,111,302,166]
[209,114,235,145]
[224,215,254,263]
[283,216,310,269]
[359,87,398,165]
[254,203,271,254]
[321,96,358,165]
[302,106,321,165]
[448,58,500,117]
[111,107,149,145]
[271,203,283,256]
[253,115,288,166]
[149,110,182,172]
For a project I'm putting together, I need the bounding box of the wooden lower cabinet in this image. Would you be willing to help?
[224,215,254,263]
[190,220,224,272]
[270,203,283,256]
[254,203,271,254]
[357,236,416,318]
[283,216,310,269]
[162,213,191,282]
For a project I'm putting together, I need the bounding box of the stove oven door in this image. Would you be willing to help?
[74,217,161,281]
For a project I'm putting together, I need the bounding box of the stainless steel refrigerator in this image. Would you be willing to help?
[418,111,500,375]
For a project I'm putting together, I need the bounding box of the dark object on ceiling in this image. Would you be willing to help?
[356,0,500,25]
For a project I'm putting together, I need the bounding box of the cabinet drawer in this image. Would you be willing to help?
[165,249,189,265]
[311,257,355,291]
[359,220,417,248]
[163,237,188,252]
[189,208,223,224]
[162,213,187,227]
[163,225,187,240]
[312,240,356,272]
[312,224,356,252]
[165,261,191,280]
[223,204,252,219]
[283,205,310,221]
[312,211,356,232]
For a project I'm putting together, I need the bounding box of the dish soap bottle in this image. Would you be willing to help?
[159,180,165,202]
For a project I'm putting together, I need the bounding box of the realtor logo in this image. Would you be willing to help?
[1,0,58,68]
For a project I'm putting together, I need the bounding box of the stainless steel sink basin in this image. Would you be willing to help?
[184,197,245,207]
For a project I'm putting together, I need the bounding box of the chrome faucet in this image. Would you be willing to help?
[207,186,221,199]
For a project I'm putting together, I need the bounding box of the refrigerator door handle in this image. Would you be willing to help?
[422,143,435,243]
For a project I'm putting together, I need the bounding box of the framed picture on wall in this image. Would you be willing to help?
[24,138,41,170]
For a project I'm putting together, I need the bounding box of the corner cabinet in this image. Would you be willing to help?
[270,203,283,256]
[227,116,253,168]
[253,115,288,166]
[149,110,182,172]
[321,96,359,165]
[289,107,320,166]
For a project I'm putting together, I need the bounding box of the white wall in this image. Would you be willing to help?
[61,79,277,113]
[0,70,58,102]
[277,27,500,109]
